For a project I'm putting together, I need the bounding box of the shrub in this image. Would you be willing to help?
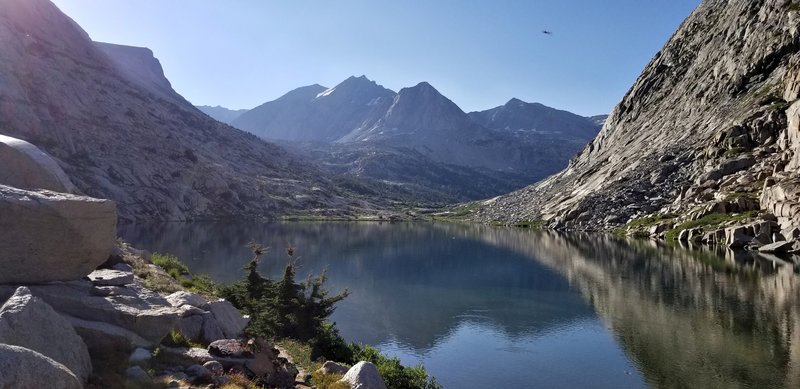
[151,253,189,279]
[219,244,348,345]
[222,243,441,389]
[346,344,441,389]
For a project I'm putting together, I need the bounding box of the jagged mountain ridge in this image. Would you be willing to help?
[477,0,800,230]
[233,76,396,142]
[232,77,600,202]
[469,98,601,141]
[195,105,249,124]
[0,0,367,221]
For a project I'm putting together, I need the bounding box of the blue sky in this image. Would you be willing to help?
[51,0,700,116]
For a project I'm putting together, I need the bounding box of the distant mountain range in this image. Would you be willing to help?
[200,77,603,203]
[196,105,248,124]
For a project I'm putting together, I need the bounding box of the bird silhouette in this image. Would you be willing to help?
[542,30,553,35]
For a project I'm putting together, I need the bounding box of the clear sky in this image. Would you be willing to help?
[50,0,700,116]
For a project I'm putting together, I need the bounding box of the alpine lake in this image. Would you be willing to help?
[121,221,800,389]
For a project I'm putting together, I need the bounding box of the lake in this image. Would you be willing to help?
[120,222,800,388]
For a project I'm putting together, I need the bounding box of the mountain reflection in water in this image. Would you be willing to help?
[121,222,800,389]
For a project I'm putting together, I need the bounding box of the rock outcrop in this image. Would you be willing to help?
[0,185,116,283]
[0,344,82,389]
[167,291,248,344]
[23,280,180,350]
[478,0,800,232]
[338,361,387,389]
[0,287,92,383]
[0,134,77,193]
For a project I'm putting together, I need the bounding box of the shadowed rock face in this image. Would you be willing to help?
[0,287,92,383]
[0,344,82,389]
[0,185,116,284]
[0,134,77,193]
[0,0,362,222]
[478,0,800,229]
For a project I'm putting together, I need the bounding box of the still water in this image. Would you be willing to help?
[121,222,800,388]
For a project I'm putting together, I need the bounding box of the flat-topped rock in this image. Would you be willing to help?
[0,185,116,284]
[88,269,134,286]
[27,281,179,347]
[0,134,77,193]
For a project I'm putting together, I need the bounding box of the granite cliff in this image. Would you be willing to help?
[479,0,800,236]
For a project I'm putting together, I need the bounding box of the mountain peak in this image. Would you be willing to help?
[339,75,375,86]
[506,98,527,106]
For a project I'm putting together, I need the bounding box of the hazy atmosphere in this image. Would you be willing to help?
[51,0,699,115]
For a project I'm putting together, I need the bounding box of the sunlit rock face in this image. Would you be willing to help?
[479,0,800,230]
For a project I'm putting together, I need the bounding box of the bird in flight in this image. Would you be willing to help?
[542,30,553,35]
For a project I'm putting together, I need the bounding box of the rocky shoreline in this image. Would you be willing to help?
[0,135,388,389]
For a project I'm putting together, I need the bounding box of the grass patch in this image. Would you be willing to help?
[723,147,745,158]
[277,339,320,374]
[161,330,204,349]
[614,214,674,237]
[311,371,349,389]
[431,201,482,222]
[150,252,220,296]
[151,253,189,279]
[664,211,758,241]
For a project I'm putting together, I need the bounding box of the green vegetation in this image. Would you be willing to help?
[311,370,349,389]
[151,253,189,278]
[664,211,758,241]
[431,201,482,222]
[347,344,441,389]
[723,147,745,158]
[219,244,441,389]
[162,329,204,349]
[150,252,219,296]
[613,214,674,237]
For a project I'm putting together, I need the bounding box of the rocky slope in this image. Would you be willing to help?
[0,0,366,222]
[195,105,249,124]
[478,0,800,234]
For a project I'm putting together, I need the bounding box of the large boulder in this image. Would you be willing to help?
[0,185,116,284]
[26,280,180,350]
[0,287,91,383]
[166,291,208,309]
[0,344,82,389]
[206,299,249,338]
[0,134,77,193]
[338,361,387,389]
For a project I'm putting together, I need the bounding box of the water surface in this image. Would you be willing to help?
[121,222,800,388]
